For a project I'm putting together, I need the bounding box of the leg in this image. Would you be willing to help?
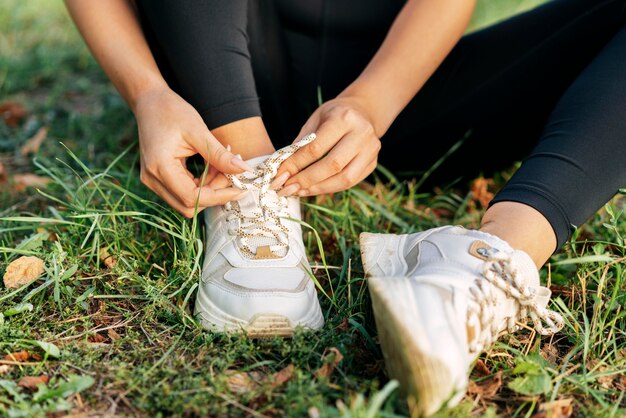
[135,0,275,158]
[488,24,626,257]
[377,0,626,262]
[381,0,626,179]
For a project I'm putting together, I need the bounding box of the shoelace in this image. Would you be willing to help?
[467,250,565,355]
[224,133,316,258]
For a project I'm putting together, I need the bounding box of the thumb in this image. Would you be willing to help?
[192,133,254,175]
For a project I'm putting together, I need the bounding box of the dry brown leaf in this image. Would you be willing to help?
[0,102,28,127]
[468,371,502,397]
[532,398,573,418]
[473,359,492,377]
[20,127,48,156]
[271,364,294,388]
[471,177,495,208]
[12,173,51,192]
[225,371,259,393]
[0,365,11,375]
[0,161,6,183]
[107,328,121,341]
[88,333,107,343]
[540,344,559,365]
[18,375,49,391]
[4,351,30,362]
[3,256,45,288]
[315,347,344,379]
[100,249,118,269]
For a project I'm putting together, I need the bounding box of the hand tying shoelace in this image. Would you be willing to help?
[467,249,565,355]
[224,133,316,259]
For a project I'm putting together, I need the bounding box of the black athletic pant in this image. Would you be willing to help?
[136,0,626,249]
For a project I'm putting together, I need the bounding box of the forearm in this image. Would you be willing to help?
[341,0,476,136]
[64,0,167,112]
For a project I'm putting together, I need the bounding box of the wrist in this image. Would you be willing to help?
[338,85,396,138]
[128,79,170,114]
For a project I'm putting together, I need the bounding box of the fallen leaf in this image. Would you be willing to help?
[99,249,117,269]
[270,364,294,388]
[18,375,49,390]
[107,329,121,341]
[0,365,11,375]
[540,344,559,365]
[0,102,27,127]
[473,359,492,377]
[88,333,107,343]
[468,371,502,397]
[3,256,45,288]
[225,370,259,393]
[20,127,48,156]
[532,398,573,418]
[315,347,344,379]
[0,161,6,183]
[471,177,495,208]
[12,173,51,192]
[4,351,30,362]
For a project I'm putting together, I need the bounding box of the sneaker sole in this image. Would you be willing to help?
[369,276,456,417]
[195,287,324,337]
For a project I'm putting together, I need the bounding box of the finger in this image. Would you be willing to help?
[279,116,349,181]
[187,131,254,175]
[194,165,219,186]
[158,158,242,209]
[300,156,377,196]
[206,171,231,190]
[143,172,207,218]
[285,133,361,190]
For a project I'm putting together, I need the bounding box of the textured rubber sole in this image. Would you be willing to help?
[194,287,324,337]
[246,314,295,337]
[369,277,456,417]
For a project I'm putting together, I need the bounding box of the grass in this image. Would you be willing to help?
[1,0,625,417]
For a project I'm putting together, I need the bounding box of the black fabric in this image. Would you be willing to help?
[136,0,261,128]
[135,0,626,248]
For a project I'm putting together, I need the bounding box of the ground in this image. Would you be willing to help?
[1,1,626,417]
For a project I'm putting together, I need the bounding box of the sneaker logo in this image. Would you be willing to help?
[254,245,280,260]
[469,240,499,260]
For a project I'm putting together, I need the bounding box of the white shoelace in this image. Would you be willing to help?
[467,250,565,355]
[224,133,316,258]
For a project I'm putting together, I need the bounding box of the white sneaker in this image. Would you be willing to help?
[195,134,324,336]
[360,226,564,416]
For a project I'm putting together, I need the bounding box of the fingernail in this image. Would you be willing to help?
[278,183,300,197]
[297,189,309,197]
[270,172,290,190]
[226,144,232,152]
[230,157,255,172]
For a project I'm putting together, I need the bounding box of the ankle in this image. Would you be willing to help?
[479,202,556,268]
[212,117,275,159]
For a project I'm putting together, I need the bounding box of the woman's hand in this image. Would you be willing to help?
[275,96,381,196]
[134,87,249,217]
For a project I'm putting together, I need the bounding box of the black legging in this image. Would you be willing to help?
[136,0,626,249]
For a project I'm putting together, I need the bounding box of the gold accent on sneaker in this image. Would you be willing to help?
[468,240,494,261]
[254,245,280,260]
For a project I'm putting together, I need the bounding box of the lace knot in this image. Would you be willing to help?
[224,134,316,258]
[467,251,564,355]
